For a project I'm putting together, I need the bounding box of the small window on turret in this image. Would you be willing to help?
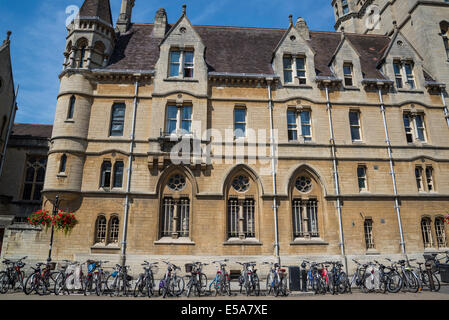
[342,0,349,14]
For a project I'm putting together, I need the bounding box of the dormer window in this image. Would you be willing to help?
[393,62,403,88]
[404,63,415,89]
[283,56,293,83]
[343,63,353,86]
[296,57,307,85]
[393,60,416,90]
[169,49,194,79]
[283,55,307,85]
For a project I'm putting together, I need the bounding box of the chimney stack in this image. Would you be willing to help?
[295,17,310,40]
[116,0,135,33]
[153,8,168,38]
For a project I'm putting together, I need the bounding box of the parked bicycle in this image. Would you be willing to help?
[106,264,132,297]
[185,262,208,297]
[237,261,260,296]
[159,261,184,298]
[23,262,58,296]
[54,260,85,295]
[0,256,27,294]
[415,260,440,292]
[264,261,288,297]
[208,259,231,297]
[83,260,110,296]
[134,261,158,298]
[327,261,348,294]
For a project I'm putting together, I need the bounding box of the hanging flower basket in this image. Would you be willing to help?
[28,210,78,235]
[27,210,52,230]
[444,214,449,225]
[52,211,79,235]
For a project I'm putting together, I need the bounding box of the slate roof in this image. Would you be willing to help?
[79,0,113,25]
[105,22,393,80]
[11,123,53,139]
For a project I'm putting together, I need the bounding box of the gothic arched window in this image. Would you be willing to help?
[421,217,433,249]
[159,172,192,239]
[226,171,258,240]
[290,170,324,240]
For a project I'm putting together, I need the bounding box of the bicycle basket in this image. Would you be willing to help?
[126,275,133,282]
[48,262,56,271]
[185,263,194,273]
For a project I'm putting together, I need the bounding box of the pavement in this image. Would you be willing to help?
[0,285,448,300]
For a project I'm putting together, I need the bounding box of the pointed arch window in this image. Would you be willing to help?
[160,173,191,239]
[22,156,47,201]
[94,215,107,244]
[421,217,433,248]
[291,172,324,241]
[435,217,448,248]
[108,216,120,244]
[226,172,257,240]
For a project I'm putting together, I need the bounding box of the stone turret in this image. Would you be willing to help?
[43,0,115,202]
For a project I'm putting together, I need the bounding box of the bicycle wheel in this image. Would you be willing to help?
[146,274,154,298]
[96,273,108,297]
[404,270,419,293]
[185,277,193,297]
[280,276,289,296]
[84,277,95,296]
[106,274,118,296]
[54,273,66,296]
[172,276,184,296]
[273,276,280,297]
[266,273,273,296]
[387,271,402,293]
[24,273,38,295]
[133,275,143,297]
[253,274,260,296]
[0,272,10,294]
[422,272,441,292]
[209,279,218,297]
[162,277,170,298]
[337,273,348,294]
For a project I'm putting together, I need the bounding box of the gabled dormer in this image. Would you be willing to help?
[154,5,208,94]
[329,32,363,88]
[273,16,316,87]
[378,28,425,92]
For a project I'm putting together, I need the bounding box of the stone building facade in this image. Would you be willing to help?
[5,0,449,276]
[0,124,52,258]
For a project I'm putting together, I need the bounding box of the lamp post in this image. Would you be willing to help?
[47,195,60,264]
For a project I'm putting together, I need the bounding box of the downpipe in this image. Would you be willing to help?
[441,90,449,128]
[267,79,280,264]
[120,77,140,267]
[325,86,347,274]
[378,88,406,256]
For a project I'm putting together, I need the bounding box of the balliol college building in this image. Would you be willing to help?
[4,0,449,275]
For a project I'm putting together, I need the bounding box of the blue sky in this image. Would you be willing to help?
[0,0,335,125]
